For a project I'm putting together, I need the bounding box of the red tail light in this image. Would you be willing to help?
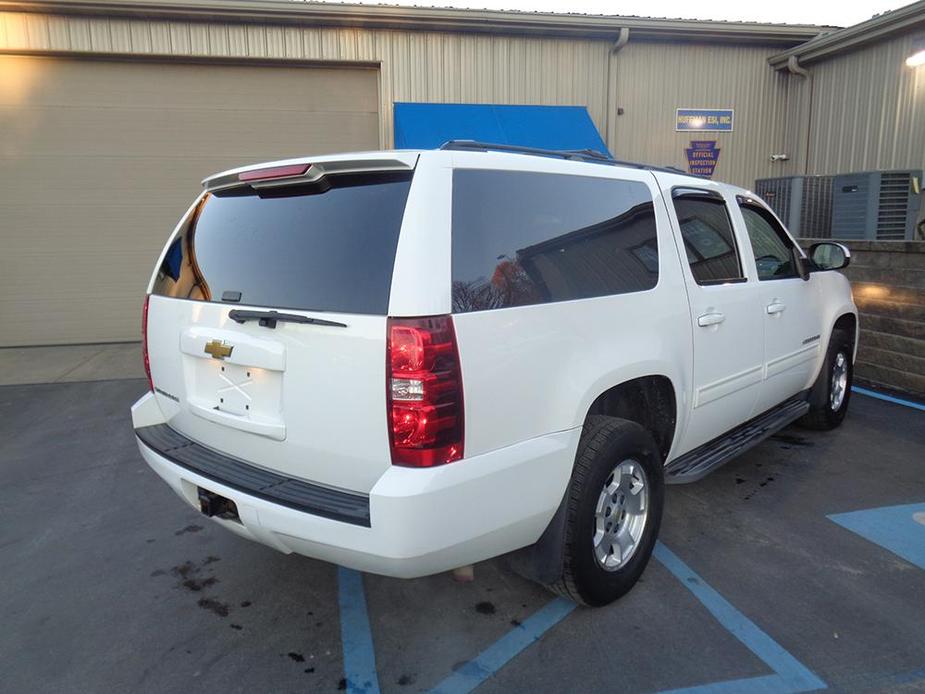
[142,295,153,392]
[387,316,464,467]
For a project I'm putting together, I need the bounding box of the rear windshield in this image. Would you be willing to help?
[151,171,413,315]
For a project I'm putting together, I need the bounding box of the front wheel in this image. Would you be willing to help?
[548,416,664,607]
[798,328,854,430]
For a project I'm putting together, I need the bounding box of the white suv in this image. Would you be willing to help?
[132,142,857,606]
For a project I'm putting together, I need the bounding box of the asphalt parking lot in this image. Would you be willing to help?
[2,378,924,693]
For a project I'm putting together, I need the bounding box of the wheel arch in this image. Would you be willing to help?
[832,311,859,362]
[506,373,680,586]
[806,283,859,388]
[584,375,678,463]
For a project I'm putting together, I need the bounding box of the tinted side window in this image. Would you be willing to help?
[739,204,798,281]
[672,195,744,285]
[451,170,658,313]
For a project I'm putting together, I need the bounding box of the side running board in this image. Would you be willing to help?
[665,395,810,484]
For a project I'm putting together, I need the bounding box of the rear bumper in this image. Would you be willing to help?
[136,423,372,527]
[132,392,579,578]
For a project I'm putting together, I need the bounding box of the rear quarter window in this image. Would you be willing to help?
[451,169,659,313]
[151,172,413,315]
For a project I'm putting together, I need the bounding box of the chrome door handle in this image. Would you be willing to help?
[697,312,726,327]
[766,301,786,315]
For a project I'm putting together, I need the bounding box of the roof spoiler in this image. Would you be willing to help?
[203,156,417,193]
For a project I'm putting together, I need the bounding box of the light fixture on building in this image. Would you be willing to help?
[906,37,925,67]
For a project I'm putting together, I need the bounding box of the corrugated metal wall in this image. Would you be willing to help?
[810,32,925,175]
[0,10,794,188]
[5,9,918,187]
[785,31,925,176]
[607,41,791,187]
[0,11,611,165]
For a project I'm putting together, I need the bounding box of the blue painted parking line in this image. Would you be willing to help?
[653,543,826,694]
[828,502,925,571]
[430,597,576,694]
[427,544,825,693]
[339,544,827,693]
[330,385,920,693]
[338,567,381,694]
[851,386,925,412]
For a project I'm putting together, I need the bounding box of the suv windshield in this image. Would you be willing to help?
[151,171,413,315]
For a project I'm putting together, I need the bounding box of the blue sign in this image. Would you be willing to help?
[676,108,734,132]
[686,140,721,178]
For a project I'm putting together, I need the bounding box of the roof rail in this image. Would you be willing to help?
[438,140,696,176]
[439,140,613,163]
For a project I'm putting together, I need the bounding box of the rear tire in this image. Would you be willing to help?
[547,416,663,607]
[798,328,853,431]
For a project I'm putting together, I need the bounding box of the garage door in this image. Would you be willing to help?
[0,56,380,346]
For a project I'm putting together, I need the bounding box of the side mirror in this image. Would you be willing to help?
[810,242,851,271]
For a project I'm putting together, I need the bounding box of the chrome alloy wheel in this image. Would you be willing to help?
[830,351,849,411]
[592,459,649,571]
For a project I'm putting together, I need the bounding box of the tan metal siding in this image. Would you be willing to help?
[0,11,619,166]
[1,11,796,189]
[608,41,791,188]
[0,55,379,345]
[803,32,925,175]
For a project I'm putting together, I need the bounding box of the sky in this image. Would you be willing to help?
[306,0,915,28]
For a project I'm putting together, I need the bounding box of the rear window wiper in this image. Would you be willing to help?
[228,309,347,329]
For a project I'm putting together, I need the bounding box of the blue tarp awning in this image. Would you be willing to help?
[393,103,611,156]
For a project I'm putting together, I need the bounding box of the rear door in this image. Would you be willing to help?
[145,155,417,494]
[663,183,765,452]
[733,197,824,414]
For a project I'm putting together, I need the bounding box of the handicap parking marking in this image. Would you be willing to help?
[339,567,381,694]
[337,546,827,694]
[851,386,925,412]
[329,385,917,694]
[429,597,576,694]
[338,546,827,693]
[828,502,925,572]
[424,544,824,693]
[653,543,826,694]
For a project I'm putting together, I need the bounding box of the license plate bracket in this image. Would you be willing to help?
[215,362,253,415]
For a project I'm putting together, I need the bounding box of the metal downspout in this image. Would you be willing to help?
[604,27,630,155]
[787,55,814,175]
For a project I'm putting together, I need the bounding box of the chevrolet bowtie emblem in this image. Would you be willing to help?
[204,339,234,360]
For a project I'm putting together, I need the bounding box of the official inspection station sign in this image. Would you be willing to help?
[686,141,721,178]
[676,109,734,132]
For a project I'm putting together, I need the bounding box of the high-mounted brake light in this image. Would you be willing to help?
[142,295,153,392]
[387,316,464,467]
[238,164,310,182]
